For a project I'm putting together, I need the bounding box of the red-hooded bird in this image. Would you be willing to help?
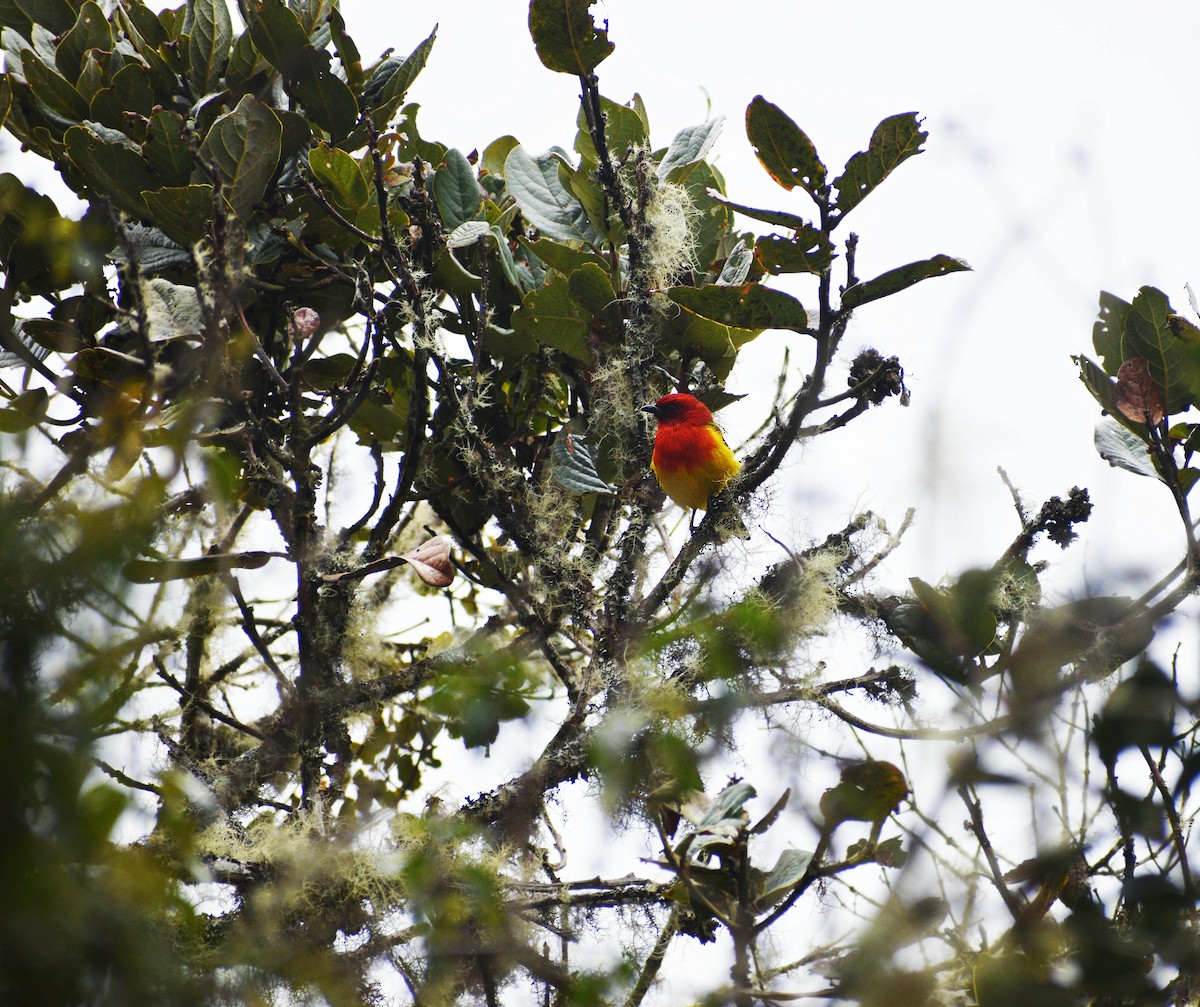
[642,392,740,510]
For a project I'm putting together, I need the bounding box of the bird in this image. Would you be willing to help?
[641,392,741,511]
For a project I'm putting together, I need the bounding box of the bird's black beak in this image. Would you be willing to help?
[641,403,659,417]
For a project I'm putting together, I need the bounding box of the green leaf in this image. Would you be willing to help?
[141,185,213,246]
[446,219,490,249]
[308,141,370,214]
[709,194,812,231]
[511,271,591,362]
[55,1,113,80]
[481,134,519,176]
[504,145,596,243]
[1094,419,1160,481]
[96,63,157,128]
[696,781,755,830]
[328,7,363,93]
[716,241,753,285]
[1074,353,1134,429]
[832,112,926,218]
[668,283,811,334]
[22,49,87,121]
[291,54,358,142]
[182,0,232,95]
[523,236,609,276]
[745,95,826,197]
[755,229,834,276]
[197,94,282,220]
[657,116,723,181]
[139,277,203,341]
[13,0,73,34]
[0,386,48,432]
[122,551,274,583]
[551,425,615,495]
[528,0,614,75]
[64,123,158,217]
[575,94,647,166]
[142,110,193,187]
[567,261,621,333]
[681,161,735,272]
[247,0,357,140]
[758,848,813,907]
[362,25,436,108]
[431,147,482,230]
[841,254,970,311]
[1123,286,1200,413]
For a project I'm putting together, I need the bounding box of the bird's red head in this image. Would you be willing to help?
[641,392,713,427]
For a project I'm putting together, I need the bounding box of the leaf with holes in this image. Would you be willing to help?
[833,112,926,218]
[755,229,834,276]
[528,0,614,75]
[841,255,970,311]
[745,96,826,198]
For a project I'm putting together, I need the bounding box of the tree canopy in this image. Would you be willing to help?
[0,2,1198,1005]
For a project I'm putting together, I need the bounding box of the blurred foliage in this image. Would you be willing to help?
[0,1,1196,1005]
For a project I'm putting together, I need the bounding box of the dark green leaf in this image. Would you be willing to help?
[832,112,926,218]
[290,55,358,142]
[575,95,647,166]
[431,147,482,230]
[64,123,158,217]
[523,237,609,276]
[841,254,970,311]
[22,49,87,121]
[362,25,436,108]
[122,551,274,583]
[551,425,615,495]
[745,95,826,197]
[246,0,309,77]
[0,386,48,431]
[755,229,834,276]
[511,271,591,362]
[55,1,113,80]
[182,0,232,95]
[528,0,614,75]
[142,110,193,186]
[567,262,621,332]
[668,282,811,334]
[1123,286,1200,412]
[197,94,282,220]
[141,185,213,246]
[13,0,73,33]
[328,8,363,93]
[708,194,811,231]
